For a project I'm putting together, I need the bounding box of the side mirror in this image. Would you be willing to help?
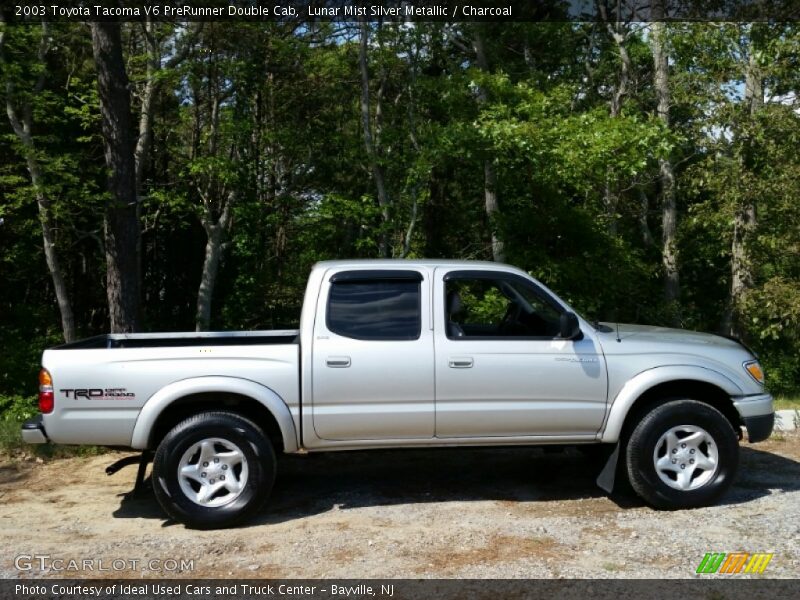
[559,311,583,340]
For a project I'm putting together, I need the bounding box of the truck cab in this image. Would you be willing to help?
[301,261,607,446]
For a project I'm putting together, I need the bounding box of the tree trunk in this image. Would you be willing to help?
[726,203,756,337]
[14,133,78,344]
[724,43,762,337]
[651,18,681,316]
[400,43,424,259]
[600,5,632,237]
[358,20,391,258]
[134,18,157,194]
[135,22,196,191]
[472,28,505,262]
[1,23,76,342]
[195,201,232,332]
[483,160,504,262]
[638,188,655,247]
[91,22,141,333]
[187,38,236,333]
[603,178,618,237]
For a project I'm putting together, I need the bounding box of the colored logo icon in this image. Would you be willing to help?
[696,552,773,574]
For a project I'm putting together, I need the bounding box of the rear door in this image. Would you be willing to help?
[311,269,435,440]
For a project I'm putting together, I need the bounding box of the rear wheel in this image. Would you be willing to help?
[625,399,739,509]
[152,411,275,529]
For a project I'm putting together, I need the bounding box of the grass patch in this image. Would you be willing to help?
[0,417,105,461]
[1,394,106,461]
[0,419,25,455]
[773,395,800,410]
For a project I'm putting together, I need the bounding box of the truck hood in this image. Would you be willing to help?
[593,322,764,396]
[596,322,743,350]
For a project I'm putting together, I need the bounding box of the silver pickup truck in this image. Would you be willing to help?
[23,260,774,528]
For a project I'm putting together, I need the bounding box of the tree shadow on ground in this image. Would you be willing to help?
[111,443,800,527]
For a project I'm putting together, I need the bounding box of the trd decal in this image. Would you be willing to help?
[60,388,135,400]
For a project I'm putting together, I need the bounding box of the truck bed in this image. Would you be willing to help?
[40,330,301,447]
[54,330,300,349]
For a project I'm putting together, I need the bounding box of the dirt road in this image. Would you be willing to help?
[2,433,799,579]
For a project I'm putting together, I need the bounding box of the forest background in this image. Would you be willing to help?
[1,11,799,439]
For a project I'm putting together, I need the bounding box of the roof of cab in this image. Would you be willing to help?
[312,258,520,271]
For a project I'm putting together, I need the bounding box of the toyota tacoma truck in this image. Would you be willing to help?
[22,260,774,528]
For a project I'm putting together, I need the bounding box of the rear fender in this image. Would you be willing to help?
[130,376,298,452]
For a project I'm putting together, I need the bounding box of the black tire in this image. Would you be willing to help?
[625,399,739,509]
[152,411,276,529]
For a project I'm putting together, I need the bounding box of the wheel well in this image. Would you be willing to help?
[620,380,742,441]
[148,392,285,453]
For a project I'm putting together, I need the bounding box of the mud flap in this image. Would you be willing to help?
[596,442,620,494]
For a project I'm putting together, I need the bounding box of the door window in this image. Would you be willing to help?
[327,278,421,341]
[445,274,563,339]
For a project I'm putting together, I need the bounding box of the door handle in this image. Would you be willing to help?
[326,356,351,368]
[448,357,474,368]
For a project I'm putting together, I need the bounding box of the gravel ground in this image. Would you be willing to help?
[1,432,799,579]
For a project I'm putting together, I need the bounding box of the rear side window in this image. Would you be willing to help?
[327,280,421,340]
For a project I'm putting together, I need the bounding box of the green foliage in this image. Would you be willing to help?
[773,396,800,410]
[0,395,37,423]
[0,420,25,455]
[451,281,509,325]
[0,19,799,416]
[742,278,800,394]
[0,395,38,456]
[477,78,670,196]
[0,395,105,458]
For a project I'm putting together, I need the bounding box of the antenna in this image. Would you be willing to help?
[616,322,621,343]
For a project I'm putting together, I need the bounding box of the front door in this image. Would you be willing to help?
[312,268,435,440]
[434,269,607,438]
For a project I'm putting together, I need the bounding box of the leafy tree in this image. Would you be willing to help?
[0,19,799,401]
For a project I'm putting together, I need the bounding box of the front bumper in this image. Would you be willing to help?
[742,413,775,443]
[733,393,774,442]
[21,415,48,444]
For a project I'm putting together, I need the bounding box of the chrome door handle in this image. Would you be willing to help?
[326,356,351,368]
[448,357,474,368]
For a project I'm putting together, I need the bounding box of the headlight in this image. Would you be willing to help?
[743,360,765,385]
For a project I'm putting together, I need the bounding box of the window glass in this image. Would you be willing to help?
[446,276,563,339]
[328,280,421,340]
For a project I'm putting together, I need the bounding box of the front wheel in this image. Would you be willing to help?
[625,400,739,509]
[152,411,276,529]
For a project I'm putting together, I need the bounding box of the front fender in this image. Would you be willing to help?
[130,376,298,452]
[598,365,743,443]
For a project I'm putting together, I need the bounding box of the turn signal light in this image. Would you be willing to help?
[744,361,765,385]
[39,368,52,386]
[38,368,54,413]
